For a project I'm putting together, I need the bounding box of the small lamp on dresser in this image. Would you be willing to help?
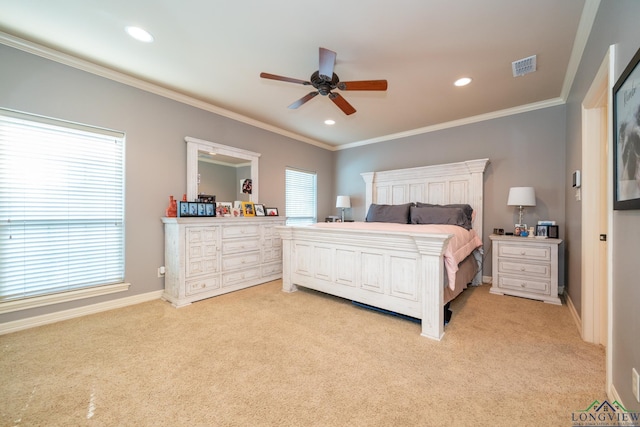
[336,195,351,222]
[507,186,536,228]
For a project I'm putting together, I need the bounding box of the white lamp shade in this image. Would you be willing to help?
[336,195,351,208]
[507,187,536,206]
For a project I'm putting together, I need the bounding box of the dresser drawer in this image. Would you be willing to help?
[222,224,260,239]
[262,261,282,276]
[222,238,261,254]
[498,244,550,261]
[222,267,261,287]
[187,226,218,244]
[497,260,550,278]
[185,276,221,296]
[497,276,550,295]
[222,252,260,270]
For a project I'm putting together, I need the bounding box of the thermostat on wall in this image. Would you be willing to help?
[572,170,581,188]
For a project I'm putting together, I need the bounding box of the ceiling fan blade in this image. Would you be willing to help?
[260,72,310,85]
[329,93,356,115]
[288,91,319,109]
[318,47,336,80]
[337,80,388,91]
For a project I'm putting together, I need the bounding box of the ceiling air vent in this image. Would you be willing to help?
[512,55,537,77]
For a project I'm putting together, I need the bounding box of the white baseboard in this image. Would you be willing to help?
[482,275,492,284]
[0,290,164,335]
[565,291,583,337]
[609,383,622,406]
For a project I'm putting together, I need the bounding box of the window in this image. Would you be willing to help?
[285,168,317,225]
[0,109,126,310]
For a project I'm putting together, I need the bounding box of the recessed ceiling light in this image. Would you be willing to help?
[454,77,472,87]
[125,26,154,43]
[324,119,336,125]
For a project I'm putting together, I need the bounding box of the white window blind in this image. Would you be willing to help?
[0,109,125,303]
[285,168,317,225]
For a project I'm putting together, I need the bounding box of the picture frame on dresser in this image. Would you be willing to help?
[241,201,255,216]
[613,45,640,210]
[254,203,265,216]
[179,201,189,217]
[266,207,279,216]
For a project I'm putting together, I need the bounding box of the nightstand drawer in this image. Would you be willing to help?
[497,276,550,295]
[498,244,550,261]
[498,260,550,278]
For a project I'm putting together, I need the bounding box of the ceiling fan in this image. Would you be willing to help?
[260,47,388,115]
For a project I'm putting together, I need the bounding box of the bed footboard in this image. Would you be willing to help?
[277,225,452,340]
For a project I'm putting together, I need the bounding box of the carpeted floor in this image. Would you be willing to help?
[0,281,605,426]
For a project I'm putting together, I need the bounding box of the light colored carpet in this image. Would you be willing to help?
[0,281,605,426]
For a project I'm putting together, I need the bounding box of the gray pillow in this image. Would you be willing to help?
[410,206,472,229]
[365,203,413,223]
[415,202,474,224]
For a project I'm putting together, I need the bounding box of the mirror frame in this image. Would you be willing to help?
[185,136,260,202]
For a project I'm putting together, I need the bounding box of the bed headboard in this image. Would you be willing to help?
[360,158,489,240]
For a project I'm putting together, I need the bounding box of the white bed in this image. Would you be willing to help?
[276,158,489,340]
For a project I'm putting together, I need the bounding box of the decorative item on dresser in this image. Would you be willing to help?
[162,216,285,307]
[489,234,562,305]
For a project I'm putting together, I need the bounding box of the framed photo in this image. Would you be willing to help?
[241,201,255,216]
[197,203,206,216]
[198,194,216,203]
[188,202,198,216]
[205,203,215,216]
[536,225,548,238]
[179,201,190,217]
[254,203,265,216]
[266,207,279,216]
[232,207,243,217]
[536,225,559,238]
[613,45,640,210]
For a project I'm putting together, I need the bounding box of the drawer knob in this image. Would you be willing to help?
[521,267,526,271]
[520,251,526,255]
[521,283,526,288]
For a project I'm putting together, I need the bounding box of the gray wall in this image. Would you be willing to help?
[0,44,333,323]
[565,0,640,410]
[334,106,567,279]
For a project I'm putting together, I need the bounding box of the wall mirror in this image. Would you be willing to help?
[185,136,260,203]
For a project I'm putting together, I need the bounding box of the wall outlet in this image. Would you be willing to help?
[633,368,639,403]
[157,266,165,277]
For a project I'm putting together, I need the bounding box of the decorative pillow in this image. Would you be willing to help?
[410,205,472,229]
[415,202,474,224]
[365,203,413,223]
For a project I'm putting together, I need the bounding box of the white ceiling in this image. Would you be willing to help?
[0,0,596,150]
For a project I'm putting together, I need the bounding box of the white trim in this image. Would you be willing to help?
[580,44,615,396]
[560,0,601,100]
[1,0,601,153]
[0,283,130,315]
[0,31,332,151]
[565,291,583,335]
[0,289,163,335]
[337,98,566,150]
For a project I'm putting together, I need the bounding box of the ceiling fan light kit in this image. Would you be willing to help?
[260,47,388,115]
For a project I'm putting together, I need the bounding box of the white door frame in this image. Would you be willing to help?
[581,44,614,393]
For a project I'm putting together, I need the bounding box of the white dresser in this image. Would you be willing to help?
[489,234,562,305]
[162,216,285,307]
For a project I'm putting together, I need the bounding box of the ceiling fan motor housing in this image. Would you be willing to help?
[311,71,339,96]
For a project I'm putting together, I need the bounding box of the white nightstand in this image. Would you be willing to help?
[489,234,562,305]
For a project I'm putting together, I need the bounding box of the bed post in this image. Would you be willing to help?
[413,234,452,341]
[276,226,297,293]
